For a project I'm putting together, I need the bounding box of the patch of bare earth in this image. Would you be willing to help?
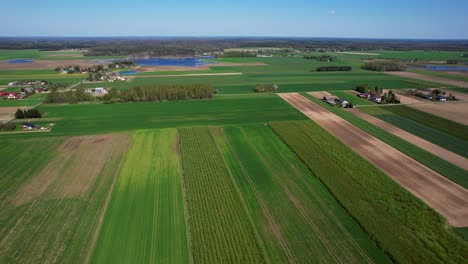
[279,93,468,227]
[0,107,28,122]
[409,102,468,126]
[386,71,468,88]
[13,134,123,206]
[348,108,468,170]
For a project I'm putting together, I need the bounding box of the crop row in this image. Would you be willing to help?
[213,125,389,263]
[179,127,265,263]
[270,120,467,263]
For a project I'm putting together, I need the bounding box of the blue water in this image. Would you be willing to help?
[119,70,140,75]
[8,59,34,64]
[134,57,216,67]
[425,65,468,72]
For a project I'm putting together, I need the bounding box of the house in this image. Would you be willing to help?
[357,93,370,99]
[22,123,35,129]
[0,92,8,97]
[7,92,18,99]
[371,96,382,103]
[336,98,349,108]
[8,81,18,86]
[436,95,447,102]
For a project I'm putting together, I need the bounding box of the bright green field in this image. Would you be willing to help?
[213,125,389,263]
[270,120,468,263]
[360,106,468,157]
[92,129,189,263]
[301,93,468,188]
[32,94,306,136]
[0,49,126,61]
[375,50,468,61]
[179,127,265,263]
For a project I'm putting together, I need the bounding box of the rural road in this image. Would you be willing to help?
[348,108,468,171]
[279,92,468,227]
[387,71,468,88]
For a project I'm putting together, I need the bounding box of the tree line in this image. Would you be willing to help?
[45,89,94,104]
[15,109,42,119]
[304,55,333,61]
[316,66,352,72]
[362,62,405,71]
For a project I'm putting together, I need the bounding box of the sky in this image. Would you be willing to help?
[1,0,467,39]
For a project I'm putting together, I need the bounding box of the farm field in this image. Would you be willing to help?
[360,106,468,157]
[179,127,265,263]
[92,129,189,263]
[386,71,468,88]
[0,134,131,263]
[410,69,468,82]
[409,102,468,125]
[279,93,468,227]
[348,108,468,171]
[374,50,468,61]
[301,93,468,188]
[380,105,468,140]
[30,94,306,136]
[0,49,126,61]
[213,125,389,263]
[270,120,468,263]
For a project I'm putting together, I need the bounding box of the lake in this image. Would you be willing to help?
[425,65,468,72]
[119,70,140,75]
[8,59,34,64]
[134,57,216,67]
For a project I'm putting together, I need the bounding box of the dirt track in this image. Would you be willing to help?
[279,93,468,227]
[387,71,468,88]
[348,108,468,170]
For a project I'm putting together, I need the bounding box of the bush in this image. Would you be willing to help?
[362,62,405,71]
[0,123,16,131]
[254,84,279,93]
[15,109,42,119]
[304,55,333,61]
[316,66,352,72]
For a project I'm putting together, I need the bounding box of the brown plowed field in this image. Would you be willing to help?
[348,108,468,170]
[279,93,468,227]
[386,71,468,88]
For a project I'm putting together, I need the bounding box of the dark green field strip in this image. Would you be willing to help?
[453,228,468,242]
[270,120,468,263]
[179,127,265,263]
[360,107,468,157]
[0,135,131,263]
[33,94,306,136]
[410,70,468,82]
[92,129,189,263]
[213,125,389,263]
[380,105,468,141]
[301,93,468,188]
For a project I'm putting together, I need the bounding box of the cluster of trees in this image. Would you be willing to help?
[254,84,279,93]
[304,55,333,61]
[446,60,459,64]
[15,109,42,119]
[55,65,81,74]
[108,61,134,68]
[44,89,94,104]
[355,84,400,104]
[222,51,257,58]
[0,122,16,131]
[355,84,382,94]
[381,90,400,104]
[462,54,468,57]
[316,66,352,72]
[362,62,405,71]
[103,84,213,103]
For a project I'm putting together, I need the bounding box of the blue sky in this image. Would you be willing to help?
[1,0,467,39]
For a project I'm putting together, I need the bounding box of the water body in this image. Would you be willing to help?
[8,59,34,64]
[119,70,140,75]
[425,65,468,72]
[134,57,216,67]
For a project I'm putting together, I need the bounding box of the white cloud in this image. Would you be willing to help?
[328,10,336,15]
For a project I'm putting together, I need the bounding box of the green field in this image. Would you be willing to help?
[410,69,468,82]
[32,94,306,136]
[360,106,468,157]
[270,120,467,263]
[301,93,468,188]
[0,134,131,263]
[380,105,468,141]
[213,125,389,263]
[375,50,468,61]
[0,49,126,61]
[92,129,189,263]
[179,127,265,263]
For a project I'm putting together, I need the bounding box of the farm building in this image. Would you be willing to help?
[371,96,382,103]
[336,98,350,108]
